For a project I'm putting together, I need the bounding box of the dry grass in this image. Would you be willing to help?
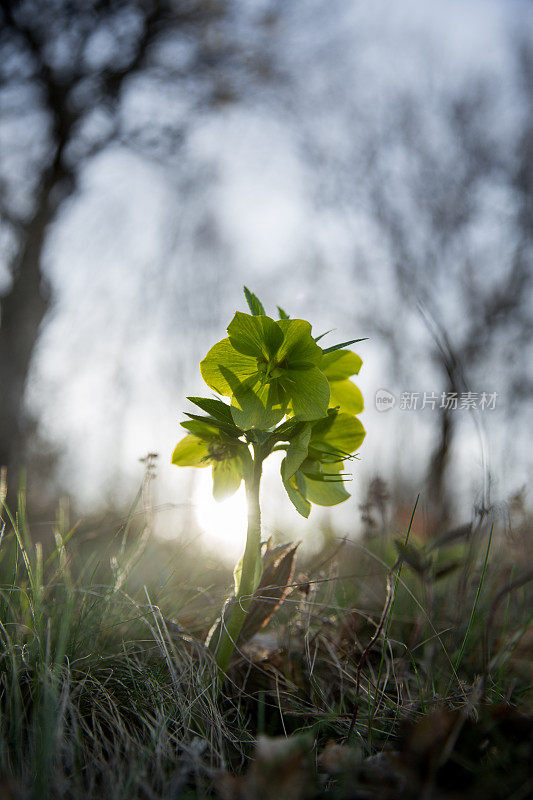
[0,475,531,798]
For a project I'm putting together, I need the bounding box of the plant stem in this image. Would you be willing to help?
[211,448,263,681]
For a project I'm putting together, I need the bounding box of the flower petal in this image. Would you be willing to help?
[321,349,362,380]
[171,435,210,467]
[227,312,283,359]
[281,458,311,518]
[283,423,312,479]
[300,462,351,506]
[276,319,322,366]
[311,412,366,459]
[230,379,286,430]
[329,379,364,415]
[200,337,258,395]
[281,366,330,420]
[212,458,243,501]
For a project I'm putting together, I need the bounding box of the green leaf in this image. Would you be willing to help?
[321,349,363,380]
[311,413,366,460]
[230,379,285,431]
[200,337,258,395]
[265,417,305,449]
[277,305,289,319]
[281,459,311,518]
[171,435,210,467]
[281,365,330,420]
[322,337,368,354]
[276,319,323,366]
[284,424,312,479]
[329,380,364,415]
[228,312,283,359]
[236,441,253,474]
[243,286,266,316]
[179,419,220,440]
[237,442,254,475]
[273,418,305,438]
[187,396,235,425]
[212,458,243,501]
[183,413,242,438]
[314,329,334,343]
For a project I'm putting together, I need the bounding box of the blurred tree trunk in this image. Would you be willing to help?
[0,0,75,489]
[0,0,181,495]
[0,164,75,486]
[427,400,454,529]
[0,128,75,494]
[0,190,52,480]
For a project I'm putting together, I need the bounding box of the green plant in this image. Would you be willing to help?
[171,288,366,682]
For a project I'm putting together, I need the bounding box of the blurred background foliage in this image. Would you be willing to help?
[0,0,532,549]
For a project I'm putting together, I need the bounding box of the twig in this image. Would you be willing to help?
[482,569,533,688]
[345,570,394,742]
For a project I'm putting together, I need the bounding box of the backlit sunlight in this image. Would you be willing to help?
[194,469,248,560]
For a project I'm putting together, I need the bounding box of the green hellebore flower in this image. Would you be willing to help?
[171,419,252,501]
[281,411,366,517]
[200,312,330,430]
[320,349,364,415]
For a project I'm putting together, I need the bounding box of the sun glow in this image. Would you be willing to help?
[194,469,248,560]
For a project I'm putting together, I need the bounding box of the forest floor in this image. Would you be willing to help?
[0,482,532,799]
